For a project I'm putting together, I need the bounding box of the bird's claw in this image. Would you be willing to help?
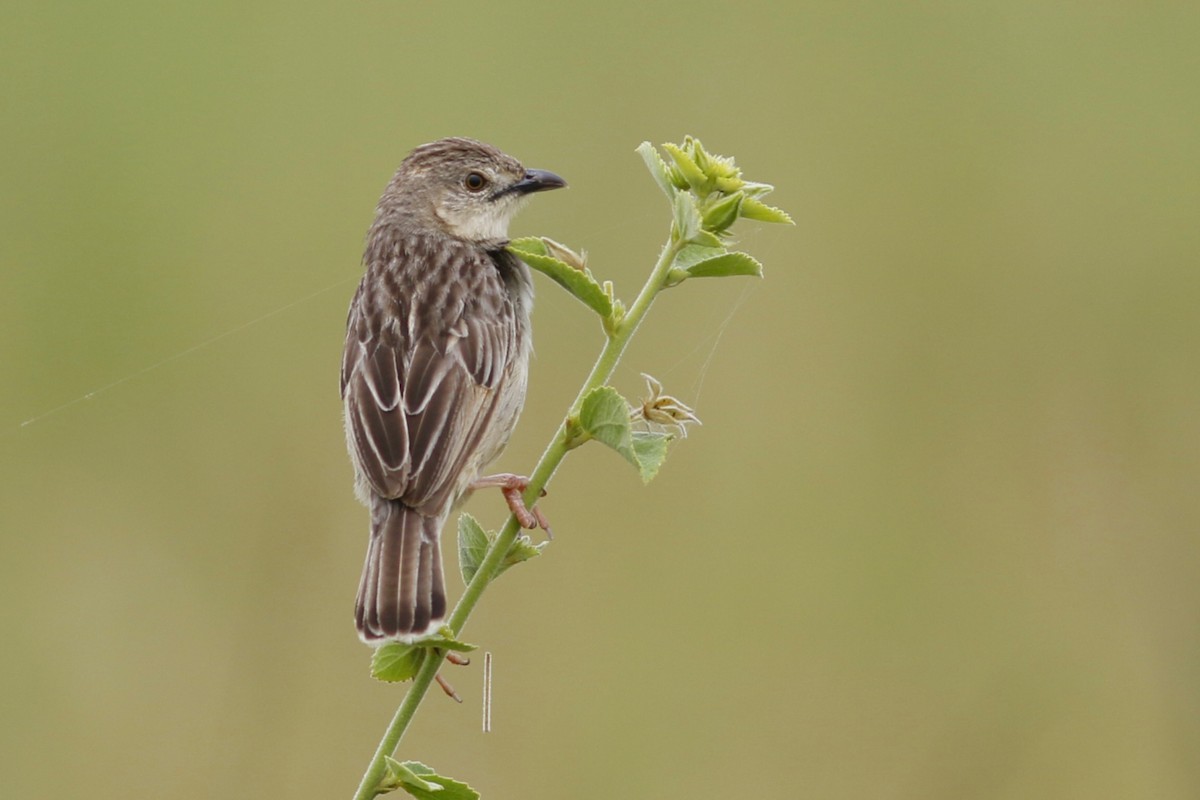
[472,472,553,538]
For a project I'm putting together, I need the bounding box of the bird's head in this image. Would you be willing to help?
[379,137,566,246]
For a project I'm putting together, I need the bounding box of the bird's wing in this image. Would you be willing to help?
[341,257,513,512]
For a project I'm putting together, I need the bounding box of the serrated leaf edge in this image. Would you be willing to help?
[636,141,677,200]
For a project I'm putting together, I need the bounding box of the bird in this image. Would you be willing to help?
[341,137,565,644]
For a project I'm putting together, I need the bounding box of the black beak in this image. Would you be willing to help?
[509,168,567,196]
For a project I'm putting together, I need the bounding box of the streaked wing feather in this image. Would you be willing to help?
[343,257,515,510]
[401,331,506,508]
[345,340,412,497]
[459,315,508,389]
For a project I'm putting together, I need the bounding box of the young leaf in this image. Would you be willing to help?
[697,149,744,192]
[714,175,745,193]
[662,142,709,193]
[578,386,672,482]
[371,642,424,683]
[739,196,794,225]
[689,229,725,248]
[383,758,438,792]
[636,141,678,200]
[542,237,588,271]
[631,431,671,483]
[508,237,614,319]
[503,534,546,572]
[683,251,763,280]
[672,243,725,270]
[701,191,743,234]
[457,513,489,584]
[664,267,690,288]
[416,629,477,653]
[458,512,545,584]
[672,190,701,244]
[579,386,636,457]
[687,136,710,173]
[386,760,481,800]
[740,180,775,198]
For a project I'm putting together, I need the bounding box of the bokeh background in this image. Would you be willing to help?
[2,2,1198,797]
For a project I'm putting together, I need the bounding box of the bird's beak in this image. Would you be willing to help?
[511,168,567,195]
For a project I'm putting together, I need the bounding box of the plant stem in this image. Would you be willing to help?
[350,231,684,800]
[351,657,439,800]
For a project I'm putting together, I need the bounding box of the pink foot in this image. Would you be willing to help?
[435,673,462,703]
[471,473,552,536]
[434,651,469,703]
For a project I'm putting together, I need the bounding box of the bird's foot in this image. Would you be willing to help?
[471,473,552,537]
[434,651,470,703]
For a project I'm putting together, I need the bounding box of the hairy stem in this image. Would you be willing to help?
[351,230,684,800]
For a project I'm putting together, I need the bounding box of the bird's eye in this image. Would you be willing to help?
[464,171,488,192]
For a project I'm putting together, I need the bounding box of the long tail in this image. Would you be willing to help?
[355,498,447,643]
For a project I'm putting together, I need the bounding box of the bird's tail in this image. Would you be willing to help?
[355,498,447,644]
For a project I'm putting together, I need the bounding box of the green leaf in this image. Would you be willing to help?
[665,164,689,190]
[714,175,744,193]
[673,245,762,280]
[504,534,546,571]
[672,190,701,243]
[662,142,709,193]
[417,629,477,653]
[687,136,709,171]
[667,244,720,285]
[672,243,724,269]
[579,386,636,456]
[692,142,743,189]
[631,431,671,483]
[383,758,437,793]
[541,237,588,271]
[578,386,672,483]
[458,512,544,584]
[508,237,614,319]
[701,191,743,234]
[371,642,424,683]
[739,196,794,225]
[689,229,724,248]
[740,180,775,198]
[636,141,678,200]
[370,625,477,682]
[383,759,480,800]
[457,513,489,584]
[683,251,763,280]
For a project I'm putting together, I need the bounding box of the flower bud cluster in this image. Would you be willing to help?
[659,136,791,238]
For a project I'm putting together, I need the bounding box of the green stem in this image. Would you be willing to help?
[351,657,439,800]
[351,231,684,800]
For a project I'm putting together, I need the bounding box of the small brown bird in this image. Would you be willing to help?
[342,138,565,644]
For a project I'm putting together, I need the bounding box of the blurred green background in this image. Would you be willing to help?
[2,1,1198,797]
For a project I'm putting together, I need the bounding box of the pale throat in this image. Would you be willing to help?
[437,197,530,244]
